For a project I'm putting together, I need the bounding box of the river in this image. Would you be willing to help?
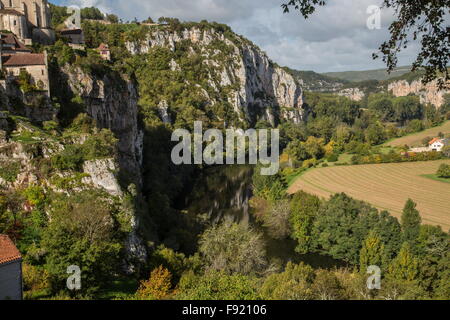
[183,165,346,269]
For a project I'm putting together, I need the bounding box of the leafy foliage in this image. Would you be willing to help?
[199,222,267,275]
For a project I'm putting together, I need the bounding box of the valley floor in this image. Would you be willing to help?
[288,160,450,229]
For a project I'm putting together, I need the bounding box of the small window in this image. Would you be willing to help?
[41,70,44,75]
[14,20,17,26]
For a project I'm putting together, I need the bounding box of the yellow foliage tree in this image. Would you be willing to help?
[324,140,336,156]
[137,266,173,300]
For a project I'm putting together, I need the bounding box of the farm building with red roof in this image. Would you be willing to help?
[0,234,23,300]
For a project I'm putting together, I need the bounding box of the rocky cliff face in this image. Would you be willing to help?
[126,27,307,125]
[388,79,449,108]
[337,87,365,101]
[0,79,58,122]
[60,68,147,272]
[62,67,144,186]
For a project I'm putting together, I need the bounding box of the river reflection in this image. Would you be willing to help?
[185,165,347,269]
[186,165,254,225]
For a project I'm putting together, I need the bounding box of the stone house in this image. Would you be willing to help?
[0,234,23,300]
[2,51,50,95]
[60,28,84,46]
[0,0,55,44]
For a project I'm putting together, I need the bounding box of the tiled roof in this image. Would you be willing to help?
[428,138,442,145]
[0,235,21,265]
[0,9,24,16]
[97,43,109,51]
[60,28,83,35]
[0,33,31,52]
[3,53,46,66]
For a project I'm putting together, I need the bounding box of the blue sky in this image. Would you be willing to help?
[51,0,421,73]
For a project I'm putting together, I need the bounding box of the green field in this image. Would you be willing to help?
[422,174,450,185]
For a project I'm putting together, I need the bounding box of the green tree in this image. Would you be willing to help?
[401,199,422,246]
[393,96,423,125]
[252,168,287,202]
[312,269,345,300]
[387,243,419,282]
[106,14,119,24]
[81,7,104,20]
[42,191,122,296]
[304,136,325,159]
[368,94,395,121]
[310,194,379,264]
[289,191,321,254]
[442,146,450,158]
[416,225,450,296]
[143,17,155,24]
[437,164,450,178]
[359,231,386,273]
[286,140,309,162]
[199,222,267,275]
[260,262,315,300]
[365,122,386,145]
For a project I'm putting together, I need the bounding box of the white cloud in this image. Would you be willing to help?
[57,0,418,72]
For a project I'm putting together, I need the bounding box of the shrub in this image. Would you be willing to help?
[199,222,267,275]
[437,164,450,178]
[327,153,339,162]
[176,270,259,300]
[43,121,59,132]
[51,145,84,171]
[23,263,50,292]
[0,161,20,182]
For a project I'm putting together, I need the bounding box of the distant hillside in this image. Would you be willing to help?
[285,68,347,92]
[323,66,412,82]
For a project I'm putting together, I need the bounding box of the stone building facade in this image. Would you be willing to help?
[2,51,50,95]
[0,0,55,44]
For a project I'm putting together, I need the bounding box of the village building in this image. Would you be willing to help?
[60,28,84,49]
[429,138,448,152]
[2,51,50,95]
[0,32,31,54]
[409,137,449,153]
[0,0,55,44]
[0,234,23,300]
[96,43,111,61]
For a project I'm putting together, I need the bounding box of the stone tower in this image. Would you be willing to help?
[0,0,54,44]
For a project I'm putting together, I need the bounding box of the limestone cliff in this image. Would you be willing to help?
[61,67,144,184]
[388,79,449,108]
[126,27,307,125]
[60,67,147,272]
[337,87,365,101]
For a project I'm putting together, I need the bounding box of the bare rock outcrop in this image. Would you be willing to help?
[388,79,449,108]
[127,27,307,125]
